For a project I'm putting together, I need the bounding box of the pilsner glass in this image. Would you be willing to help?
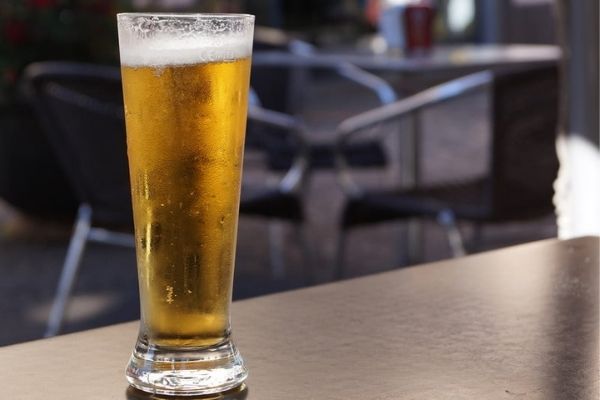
[117,13,254,395]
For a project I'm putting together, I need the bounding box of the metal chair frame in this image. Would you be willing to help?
[333,71,496,277]
[252,43,398,174]
[245,104,316,281]
[250,45,399,276]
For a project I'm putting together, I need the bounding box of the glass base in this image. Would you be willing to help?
[126,337,247,396]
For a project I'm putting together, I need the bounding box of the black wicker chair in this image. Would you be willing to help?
[334,66,560,278]
[22,61,310,337]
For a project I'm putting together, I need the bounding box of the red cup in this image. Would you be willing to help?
[403,1,435,53]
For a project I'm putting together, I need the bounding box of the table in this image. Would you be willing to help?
[252,44,561,74]
[254,44,562,263]
[2,236,597,399]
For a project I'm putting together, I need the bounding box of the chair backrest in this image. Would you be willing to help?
[249,35,311,170]
[489,65,560,220]
[251,27,299,113]
[22,61,306,226]
[21,62,132,227]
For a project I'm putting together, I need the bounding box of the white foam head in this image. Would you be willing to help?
[117,14,254,67]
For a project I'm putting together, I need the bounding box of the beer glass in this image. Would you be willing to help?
[117,13,254,395]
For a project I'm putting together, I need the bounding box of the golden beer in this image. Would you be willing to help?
[122,58,251,347]
[118,12,253,395]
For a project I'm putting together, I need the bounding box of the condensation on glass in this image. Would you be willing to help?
[117,13,254,396]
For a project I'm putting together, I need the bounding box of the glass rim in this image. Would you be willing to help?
[117,13,254,20]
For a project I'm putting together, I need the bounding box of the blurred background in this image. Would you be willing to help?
[0,0,597,345]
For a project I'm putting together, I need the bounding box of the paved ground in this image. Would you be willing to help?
[0,76,556,346]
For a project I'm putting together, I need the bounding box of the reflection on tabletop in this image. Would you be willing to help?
[126,384,248,400]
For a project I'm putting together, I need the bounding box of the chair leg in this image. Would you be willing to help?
[44,204,92,337]
[406,219,423,265]
[333,228,348,280]
[437,209,466,258]
[268,221,286,280]
[294,223,317,285]
[470,222,484,252]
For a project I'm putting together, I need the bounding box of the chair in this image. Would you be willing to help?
[251,35,398,172]
[242,101,313,282]
[250,32,398,275]
[21,61,310,336]
[21,62,133,337]
[334,65,560,278]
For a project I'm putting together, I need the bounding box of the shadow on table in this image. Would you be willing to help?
[125,384,248,400]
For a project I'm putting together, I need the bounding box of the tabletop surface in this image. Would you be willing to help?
[252,44,561,73]
[2,236,598,399]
